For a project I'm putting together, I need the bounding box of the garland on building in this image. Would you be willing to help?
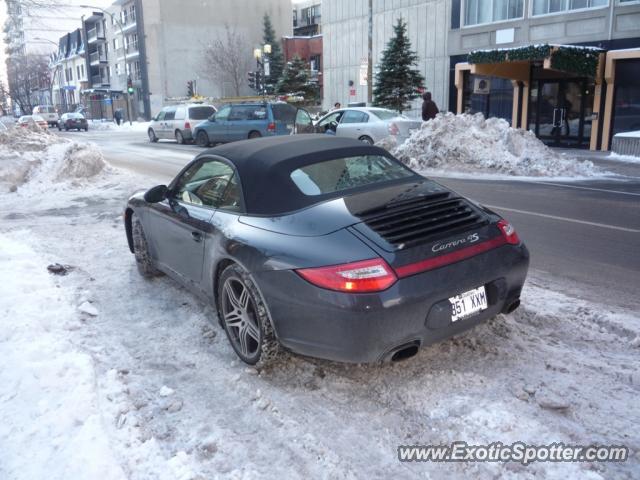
[549,46,601,78]
[467,44,602,77]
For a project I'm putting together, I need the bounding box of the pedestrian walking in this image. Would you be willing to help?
[114,108,123,126]
[421,92,439,121]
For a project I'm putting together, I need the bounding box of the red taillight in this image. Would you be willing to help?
[184,121,191,129]
[267,122,276,133]
[388,122,400,135]
[497,219,520,245]
[296,258,397,293]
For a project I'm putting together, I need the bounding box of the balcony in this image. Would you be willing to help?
[116,43,139,60]
[89,51,108,65]
[91,74,110,87]
[87,27,106,43]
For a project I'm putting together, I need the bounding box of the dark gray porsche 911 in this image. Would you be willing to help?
[124,135,529,366]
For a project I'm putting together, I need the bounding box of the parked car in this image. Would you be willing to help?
[58,112,88,131]
[17,115,48,130]
[124,135,529,366]
[315,107,422,145]
[191,102,312,147]
[32,105,59,127]
[148,103,217,144]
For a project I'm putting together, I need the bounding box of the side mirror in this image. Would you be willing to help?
[144,185,169,203]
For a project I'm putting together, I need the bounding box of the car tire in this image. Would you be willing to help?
[148,128,158,143]
[359,135,374,145]
[175,130,184,144]
[131,213,163,278]
[218,263,280,367]
[248,131,261,139]
[196,130,210,148]
[58,126,62,131]
[65,126,69,131]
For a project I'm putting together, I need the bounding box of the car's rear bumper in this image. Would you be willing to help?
[253,243,529,363]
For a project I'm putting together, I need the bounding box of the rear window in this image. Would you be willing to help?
[290,155,414,196]
[45,106,56,114]
[189,106,215,120]
[229,105,267,121]
[271,103,297,123]
[370,109,400,120]
[67,113,83,119]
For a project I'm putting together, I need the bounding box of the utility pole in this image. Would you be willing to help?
[367,0,373,105]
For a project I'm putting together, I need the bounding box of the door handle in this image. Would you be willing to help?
[191,231,202,242]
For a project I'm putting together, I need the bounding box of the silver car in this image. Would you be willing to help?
[148,103,217,144]
[315,107,422,145]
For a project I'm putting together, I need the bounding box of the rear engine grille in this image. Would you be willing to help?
[358,193,488,249]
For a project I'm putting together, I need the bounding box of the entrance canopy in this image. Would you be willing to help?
[468,44,603,79]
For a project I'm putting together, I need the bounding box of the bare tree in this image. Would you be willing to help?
[200,24,251,98]
[4,54,50,114]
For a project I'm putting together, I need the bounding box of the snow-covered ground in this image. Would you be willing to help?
[89,120,151,132]
[386,113,609,178]
[1,131,638,479]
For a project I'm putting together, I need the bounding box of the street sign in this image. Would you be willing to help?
[264,58,270,78]
[350,88,356,96]
[359,59,368,86]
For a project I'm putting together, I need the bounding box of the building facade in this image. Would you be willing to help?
[322,0,640,149]
[449,0,640,150]
[293,1,322,36]
[51,29,88,111]
[322,0,450,117]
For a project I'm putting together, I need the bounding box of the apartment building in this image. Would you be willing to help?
[51,29,88,110]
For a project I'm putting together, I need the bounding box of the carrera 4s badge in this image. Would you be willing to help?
[431,233,480,253]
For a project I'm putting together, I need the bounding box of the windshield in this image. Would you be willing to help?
[189,106,215,120]
[290,155,414,196]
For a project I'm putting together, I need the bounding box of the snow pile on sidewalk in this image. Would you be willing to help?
[391,113,601,177]
[0,233,200,480]
[0,129,106,192]
[0,233,128,480]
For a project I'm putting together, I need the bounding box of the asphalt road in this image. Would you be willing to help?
[58,128,640,309]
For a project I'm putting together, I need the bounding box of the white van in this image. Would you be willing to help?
[32,105,59,127]
[148,103,216,144]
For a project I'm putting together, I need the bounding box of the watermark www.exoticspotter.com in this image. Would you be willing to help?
[397,442,629,465]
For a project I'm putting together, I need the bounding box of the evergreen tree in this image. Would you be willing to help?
[373,18,425,114]
[262,13,284,94]
[276,55,315,100]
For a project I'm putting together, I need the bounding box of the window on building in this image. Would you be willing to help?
[463,73,513,124]
[77,65,81,79]
[612,59,640,138]
[464,0,523,25]
[532,0,607,15]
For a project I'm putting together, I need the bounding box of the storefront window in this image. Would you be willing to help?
[465,0,523,25]
[532,0,607,15]
[612,59,640,137]
[463,73,513,124]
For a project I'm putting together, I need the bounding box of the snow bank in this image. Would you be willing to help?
[391,113,601,177]
[0,129,106,192]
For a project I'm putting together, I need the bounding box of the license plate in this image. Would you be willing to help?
[449,286,487,322]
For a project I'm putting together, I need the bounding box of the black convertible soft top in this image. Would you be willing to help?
[199,135,417,216]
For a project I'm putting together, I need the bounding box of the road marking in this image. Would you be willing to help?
[485,205,640,233]
[535,181,640,197]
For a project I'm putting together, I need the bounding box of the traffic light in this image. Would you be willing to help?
[187,80,194,97]
[127,76,134,95]
[248,71,257,91]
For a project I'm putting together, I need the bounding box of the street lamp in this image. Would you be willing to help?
[35,37,64,111]
[253,44,272,98]
[80,4,133,125]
